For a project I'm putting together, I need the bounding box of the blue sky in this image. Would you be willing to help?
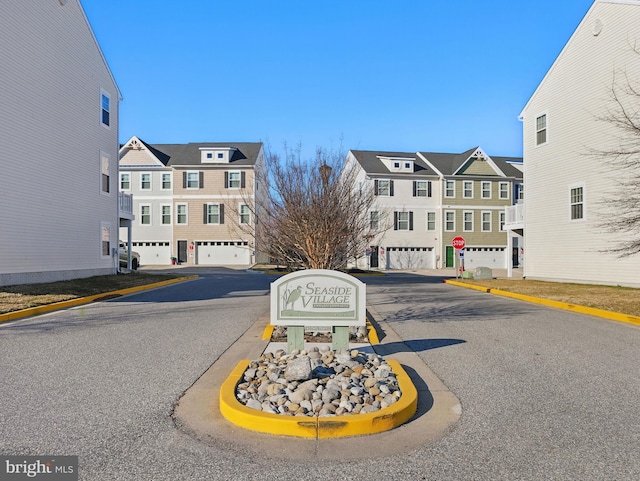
[82,0,593,159]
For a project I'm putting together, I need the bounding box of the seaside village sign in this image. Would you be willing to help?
[270,269,366,352]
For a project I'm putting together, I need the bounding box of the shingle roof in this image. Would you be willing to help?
[349,150,439,176]
[139,142,263,166]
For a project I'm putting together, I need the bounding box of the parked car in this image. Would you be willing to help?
[118,243,140,270]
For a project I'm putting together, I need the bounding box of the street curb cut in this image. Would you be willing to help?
[444,279,640,328]
[0,275,199,324]
[219,359,417,438]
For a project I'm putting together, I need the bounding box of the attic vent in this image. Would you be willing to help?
[128,139,143,150]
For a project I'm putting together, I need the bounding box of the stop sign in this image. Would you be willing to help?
[451,236,466,249]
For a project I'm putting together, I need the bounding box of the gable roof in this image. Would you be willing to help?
[349,150,439,176]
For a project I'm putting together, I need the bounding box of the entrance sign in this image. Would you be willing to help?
[452,236,466,250]
[270,269,366,327]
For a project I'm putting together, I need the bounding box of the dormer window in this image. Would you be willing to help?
[206,153,213,159]
[394,162,400,168]
[200,147,237,163]
[405,162,411,169]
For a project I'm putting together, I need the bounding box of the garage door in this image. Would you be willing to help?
[464,247,506,269]
[196,241,251,265]
[386,247,434,269]
[131,241,171,265]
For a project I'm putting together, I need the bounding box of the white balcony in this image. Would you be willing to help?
[504,203,524,231]
[119,192,134,220]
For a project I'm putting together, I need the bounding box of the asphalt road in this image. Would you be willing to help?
[1,269,638,480]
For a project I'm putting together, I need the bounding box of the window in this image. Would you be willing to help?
[370,211,379,230]
[426,212,436,231]
[161,205,172,225]
[228,172,241,188]
[463,181,473,199]
[240,204,251,224]
[394,162,400,168]
[206,153,213,159]
[414,181,431,197]
[100,152,110,194]
[499,182,509,200]
[176,204,187,225]
[186,171,199,189]
[404,162,411,169]
[141,173,151,190]
[445,180,455,198]
[463,211,473,232]
[100,223,110,257]
[140,205,151,225]
[536,114,547,145]
[206,204,221,224]
[482,181,491,199]
[375,179,393,196]
[394,211,413,231]
[516,183,524,202]
[570,186,584,220]
[100,90,110,127]
[162,173,172,190]
[218,153,224,159]
[499,211,506,231]
[445,211,455,231]
[482,211,492,232]
[120,173,130,191]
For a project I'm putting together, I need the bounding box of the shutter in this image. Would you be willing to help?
[390,180,394,196]
[374,180,379,196]
[199,171,204,189]
[220,204,225,224]
[409,211,414,231]
[224,172,229,189]
[428,181,432,197]
[203,204,208,224]
[393,212,398,230]
[182,171,187,189]
[241,171,246,188]
[412,181,417,197]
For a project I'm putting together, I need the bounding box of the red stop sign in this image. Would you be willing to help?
[451,236,466,249]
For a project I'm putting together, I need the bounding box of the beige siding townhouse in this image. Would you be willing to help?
[119,138,264,266]
[519,0,640,287]
[0,1,127,286]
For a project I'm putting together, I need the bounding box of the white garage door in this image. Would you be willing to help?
[132,241,171,265]
[196,241,251,265]
[464,247,506,269]
[386,247,434,269]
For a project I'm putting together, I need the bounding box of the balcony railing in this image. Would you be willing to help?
[504,203,524,230]
[119,192,133,216]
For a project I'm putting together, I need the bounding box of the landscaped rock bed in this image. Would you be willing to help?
[236,347,402,417]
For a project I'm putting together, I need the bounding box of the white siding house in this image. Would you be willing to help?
[0,1,123,286]
[520,0,640,287]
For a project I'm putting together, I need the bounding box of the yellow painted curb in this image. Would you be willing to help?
[444,280,640,328]
[219,359,417,438]
[0,276,198,324]
[261,324,275,341]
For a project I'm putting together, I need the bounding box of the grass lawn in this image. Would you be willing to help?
[457,278,640,317]
[0,272,180,314]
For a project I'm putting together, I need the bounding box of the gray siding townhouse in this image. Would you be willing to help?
[0,1,128,286]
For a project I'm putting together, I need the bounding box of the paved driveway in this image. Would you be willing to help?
[1,269,638,480]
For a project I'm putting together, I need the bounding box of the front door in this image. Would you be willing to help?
[177,240,188,264]
[445,246,454,267]
[370,246,379,268]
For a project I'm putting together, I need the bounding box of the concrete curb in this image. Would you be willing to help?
[0,275,199,324]
[444,279,640,327]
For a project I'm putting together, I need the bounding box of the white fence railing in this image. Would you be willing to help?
[504,203,524,226]
[119,192,133,215]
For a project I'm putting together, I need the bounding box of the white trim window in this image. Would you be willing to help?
[499,182,509,200]
[445,180,455,198]
[370,211,379,230]
[481,181,491,199]
[100,151,110,194]
[463,211,474,232]
[394,211,413,231]
[141,172,151,190]
[499,211,506,231]
[186,171,200,189]
[140,204,151,225]
[239,204,251,225]
[161,205,172,225]
[482,211,492,232]
[176,204,188,225]
[426,211,436,231]
[375,179,392,197]
[463,181,473,199]
[228,172,242,189]
[445,210,455,232]
[536,114,547,145]
[162,173,172,190]
[206,203,222,224]
[100,222,111,258]
[570,185,584,220]
[120,173,130,191]
[414,180,431,197]
[100,90,111,128]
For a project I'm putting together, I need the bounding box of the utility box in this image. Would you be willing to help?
[475,266,493,280]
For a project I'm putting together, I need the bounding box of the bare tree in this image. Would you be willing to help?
[591,64,640,257]
[240,143,387,270]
